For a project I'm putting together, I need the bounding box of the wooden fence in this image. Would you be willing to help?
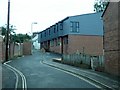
[62,52,104,71]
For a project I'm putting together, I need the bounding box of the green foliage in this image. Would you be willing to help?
[94,0,109,12]
[1,24,16,36]
[1,27,7,36]
[1,24,31,43]
[11,34,31,43]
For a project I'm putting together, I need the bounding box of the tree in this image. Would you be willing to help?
[14,34,31,43]
[1,24,31,58]
[94,0,109,12]
[1,24,16,58]
[1,25,16,42]
[1,27,7,36]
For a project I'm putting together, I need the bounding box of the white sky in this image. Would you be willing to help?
[0,0,95,34]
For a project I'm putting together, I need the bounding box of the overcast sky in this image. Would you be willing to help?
[0,0,95,34]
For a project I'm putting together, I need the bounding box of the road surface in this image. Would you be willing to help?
[2,51,100,89]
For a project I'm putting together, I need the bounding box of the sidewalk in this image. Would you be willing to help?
[43,58,120,90]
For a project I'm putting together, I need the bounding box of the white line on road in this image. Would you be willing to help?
[4,65,19,89]
[40,61,101,88]
[4,62,27,90]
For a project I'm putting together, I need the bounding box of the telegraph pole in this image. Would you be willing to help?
[5,0,10,61]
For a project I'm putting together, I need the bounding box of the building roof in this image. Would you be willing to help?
[69,12,101,18]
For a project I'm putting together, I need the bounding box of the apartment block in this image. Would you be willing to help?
[38,12,103,56]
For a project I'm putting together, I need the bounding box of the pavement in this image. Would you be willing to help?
[43,57,120,90]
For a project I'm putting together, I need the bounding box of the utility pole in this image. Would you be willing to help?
[5,0,10,61]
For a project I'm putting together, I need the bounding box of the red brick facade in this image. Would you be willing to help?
[23,41,32,55]
[0,36,5,62]
[102,2,120,76]
[0,36,23,62]
[41,35,103,56]
[68,35,103,55]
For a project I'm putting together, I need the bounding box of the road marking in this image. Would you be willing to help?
[4,65,19,89]
[5,60,12,64]
[40,59,116,90]
[40,61,101,88]
[4,62,27,90]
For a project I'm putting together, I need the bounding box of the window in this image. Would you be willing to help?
[44,31,46,37]
[50,39,54,47]
[70,21,79,32]
[49,29,50,35]
[57,38,61,46]
[60,23,63,30]
[54,25,56,33]
[76,22,79,32]
[46,30,48,36]
[56,24,58,32]
[64,37,68,44]
[41,33,42,38]
[55,38,57,46]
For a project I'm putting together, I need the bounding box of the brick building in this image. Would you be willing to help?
[38,12,103,56]
[102,1,120,76]
[23,41,32,55]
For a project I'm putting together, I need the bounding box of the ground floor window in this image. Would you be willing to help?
[63,36,68,44]
[57,38,61,46]
[50,39,54,47]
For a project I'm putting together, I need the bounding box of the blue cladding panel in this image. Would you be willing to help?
[38,12,103,43]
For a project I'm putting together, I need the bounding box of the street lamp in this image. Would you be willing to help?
[31,22,37,54]
[5,0,10,62]
[31,22,37,38]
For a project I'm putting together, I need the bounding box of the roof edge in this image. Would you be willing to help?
[101,2,110,17]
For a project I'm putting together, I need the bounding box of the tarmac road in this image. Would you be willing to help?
[2,50,100,89]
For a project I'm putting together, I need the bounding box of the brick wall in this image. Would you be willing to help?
[105,51,119,75]
[48,35,103,55]
[0,43,5,62]
[50,45,61,53]
[50,37,62,54]
[68,35,103,55]
[0,36,5,62]
[23,41,32,55]
[63,44,68,54]
[49,37,68,54]
[0,42,3,61]
[103,2,120,76]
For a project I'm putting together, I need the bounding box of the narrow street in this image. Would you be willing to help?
[2,50,100,89]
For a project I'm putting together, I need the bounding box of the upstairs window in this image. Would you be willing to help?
[56,24,58,32]
[49,29,50,35]
[54,25,56,33]
[41,33,42,38]
[70,21,79,32]
[60,23,63,30]
[44,31,46,37]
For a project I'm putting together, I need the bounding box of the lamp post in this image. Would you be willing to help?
[5,0,10,61]
[31,22,37,54]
